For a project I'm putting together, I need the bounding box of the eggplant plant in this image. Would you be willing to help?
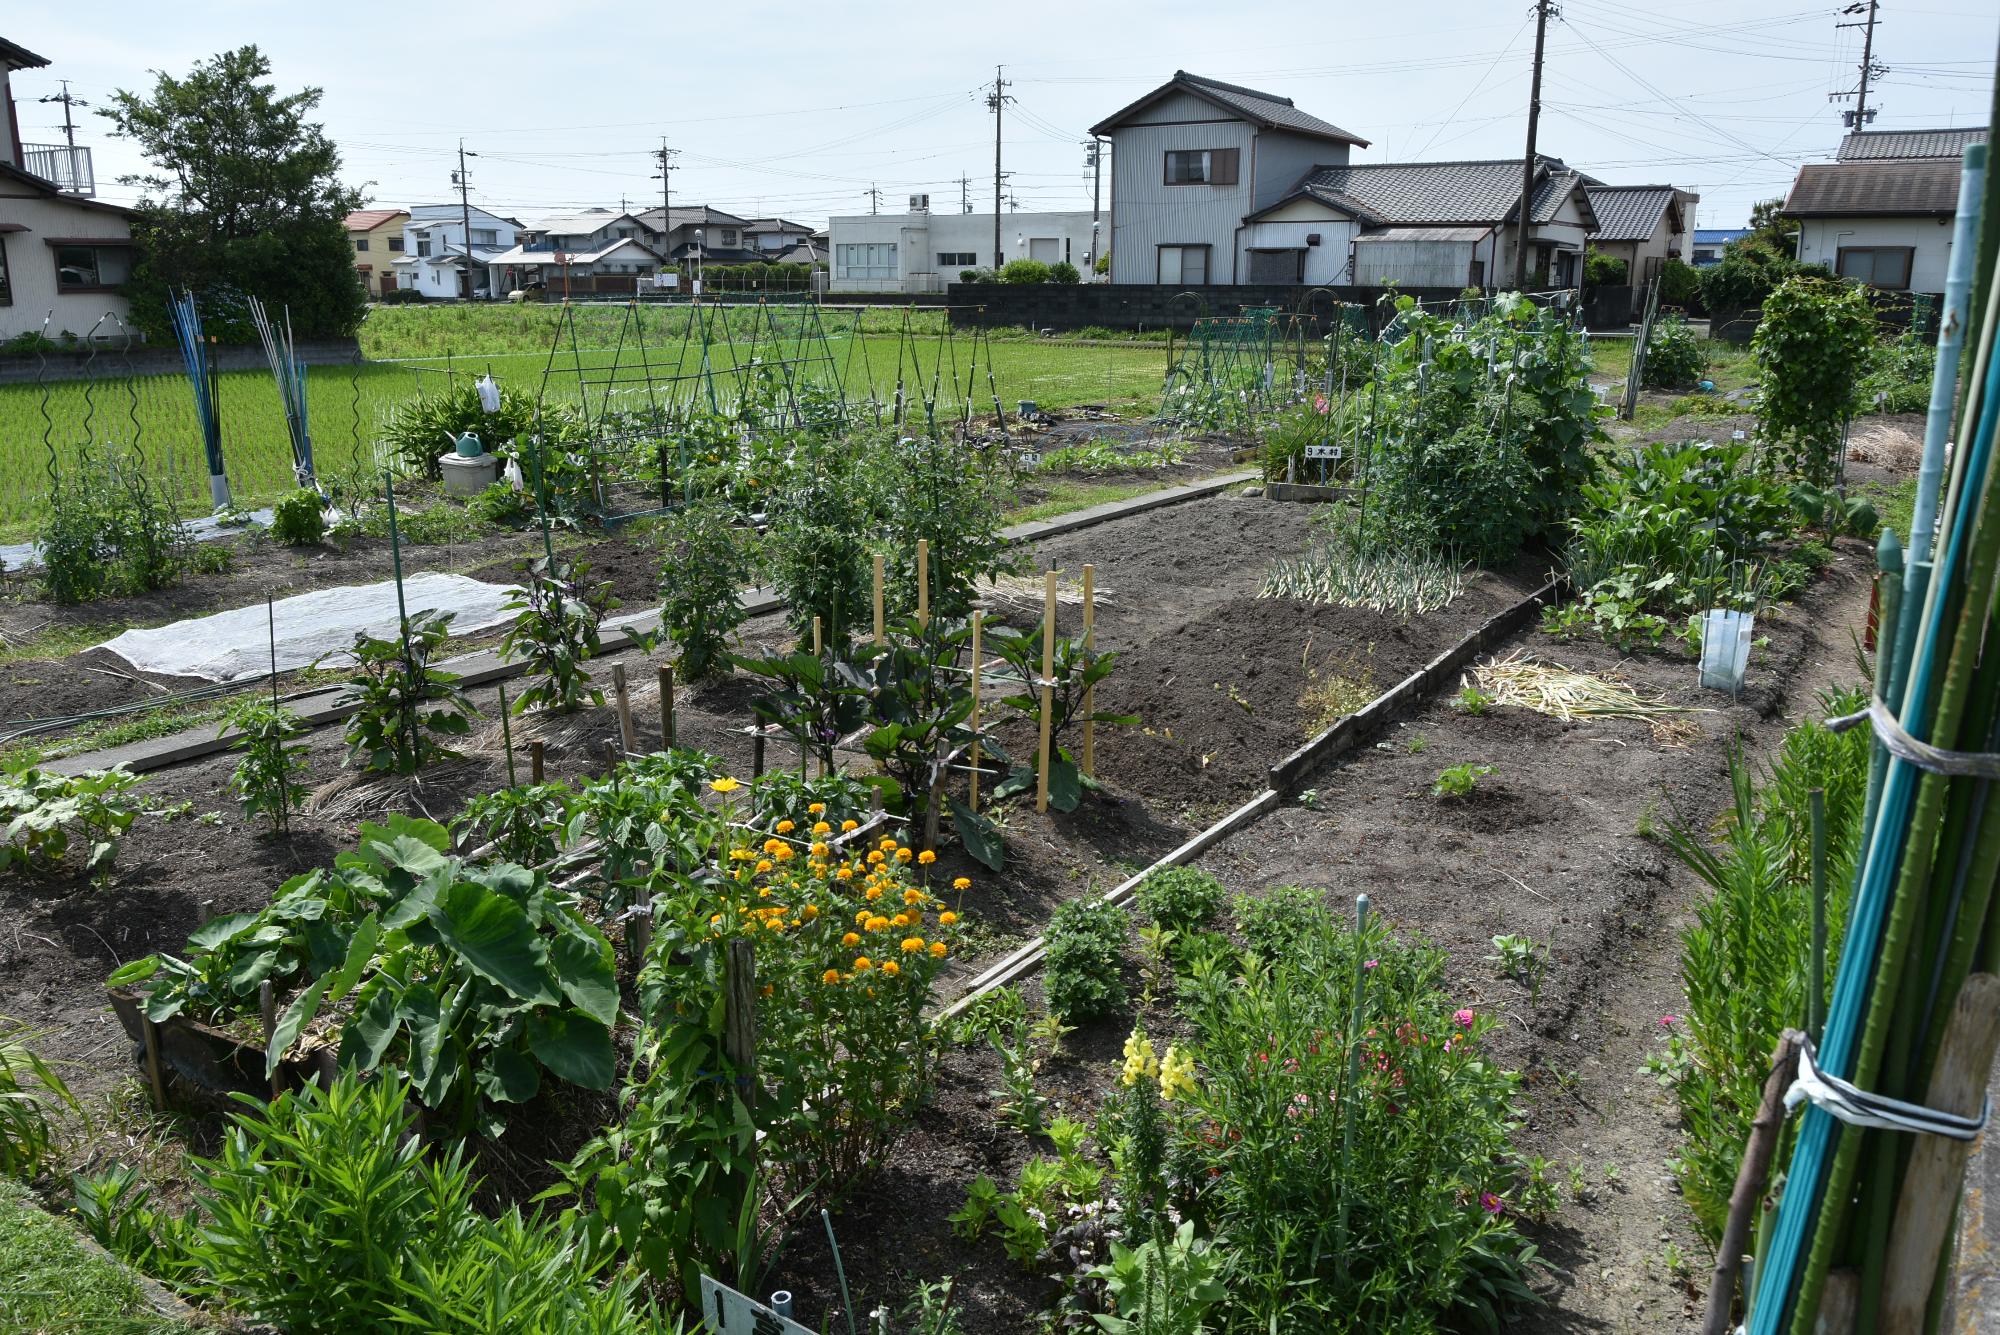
[988,623,1137,813]
[337,612,475,775]
[500,556,635,715]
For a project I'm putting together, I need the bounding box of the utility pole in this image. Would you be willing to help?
[1833,2,1886,129]
[38,80,86,149]
[453,139,478,300]
[867,184,882,214]
[1513,1,1555,293]
[960,174,972,214]
[987,66,1012,268]
[652,139,678,285]
[1083,139,1103,269]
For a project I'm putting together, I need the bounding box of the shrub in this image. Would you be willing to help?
[1857,330,1936,415]
[1047,261,1081,284]
[1698,245,1822,313]
[1230,884,1324,964]
[1043,896,1128,1023]
[467,480,530,527]
[762,460,872,642]
[657,498,755,681]
[379,379,536,480]
[1658,257,1703,312]
[337,612,475,773]
[1755,276,1878,488]
[1583,249,1628,287]
[1001,259,1053,284]
[269,488,326,546]
[223,698,310,834]
[1640,313,1707,390]
[1135,866,1226,934]
[39,443,189,605]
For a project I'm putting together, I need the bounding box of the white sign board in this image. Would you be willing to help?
[1304,444,1343,461]
[654,272,679,290]
[700,1277,815,1335]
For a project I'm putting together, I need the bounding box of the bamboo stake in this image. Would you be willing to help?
[724,939,759,1108]
[612,664,637,755]
[812,615,823,657]
[970,612,983,813]
[529,738,545,784]
[1081,563,1096,779]
[873,553,886,645]
[916,539,930,627]
[603,738,621,774]
[1036,571,1056,813]
[658,664,675,750]
[753,730,766,781]
[1879,973,2000,1332]
[497,683,518,787]
[1703,1030,1806,1335]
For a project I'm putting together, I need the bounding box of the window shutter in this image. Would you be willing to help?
[1210,148,1240,185]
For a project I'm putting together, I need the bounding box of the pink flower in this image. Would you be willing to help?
[1454,1008,1476,1029]
[1660,1014,1678,1028]
[1313,395,1330,414]
[1480,1192,1504,1215]
[1364,959,1379,970]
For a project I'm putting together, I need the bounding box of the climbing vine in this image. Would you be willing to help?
[1752,276,1877,489]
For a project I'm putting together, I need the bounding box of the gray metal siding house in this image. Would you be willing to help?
[1090,72,1367,285]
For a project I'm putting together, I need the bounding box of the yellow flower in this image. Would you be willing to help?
[802,905,820,920]
[900,936,925,953]
[774,845,795,862]
[855,910,871,924]
[895,848,913,864]
[853,956,873,971]
[710,777,741,793]
[938,911,959,926]
[756,859,774,874]
[864,886,882,901]
[822,968,842,984]
[918,849,937,865]
[866,915,891,933]
[837,867,854,881]
[902,888,924,906]
[729,848,754,862]
[762,918,783,932]
[775,819,795,834]
[880,960,901,977]
[929,941,948,958]
[867,850,885,865]
[841,819,859,832]
[1159,1044,1199,1102]
[953,877,972,892]
[763,838,784,855]
[808,802,826,815]
[1120,1028,1160,1088]
[880,837,898,851]
[709,913,724,927]
[811,842,829,857]
[812,820,832,835]
[842,931,861,947]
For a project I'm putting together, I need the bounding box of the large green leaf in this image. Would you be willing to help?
[266,976,327,1078]
[1047,758,1082,813]
[949,796,1005,872]
[401,984,454,1106]
[428,878,558,1004]
[526,1012,615,1089]
[339,981,402,1070]
[324,914,380,1003]
[549,923,619,1027]
[478,1046,542,1104]
[187,912,261,953]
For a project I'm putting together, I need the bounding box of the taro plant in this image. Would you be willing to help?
[0,762,143,879]
[223,698,311,834]
[499,555,628,714]
[657,496,755,681]
[336,612,475,774]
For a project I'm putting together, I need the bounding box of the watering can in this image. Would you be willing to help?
[450,431,484,458]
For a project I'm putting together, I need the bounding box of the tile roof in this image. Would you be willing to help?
[633,205,751,230]
[530,209,644,236]
[1695,228,1750,243]
[1281,157,1588,228]
[1090,70,1368,147]
[485,236,665,267]
[1836,127,1987,161]
[1583,185,1677,243]
[1783,159,1965,217]
[744,218,811,234]
[344,208,407,232]
[0,37,51,70]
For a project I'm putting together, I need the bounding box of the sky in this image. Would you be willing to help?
[11,0,1998,233]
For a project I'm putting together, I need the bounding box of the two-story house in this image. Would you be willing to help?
[1089,70,1370,286]
[0,36,137,342]
[744,218,815,256]
[632,205,765,265]
[392,203,520,300]
[484,208,668,294]
[344,208,409,299]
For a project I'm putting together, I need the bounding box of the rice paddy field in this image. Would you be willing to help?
[0,302,1171,535]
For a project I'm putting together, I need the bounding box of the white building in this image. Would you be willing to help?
[392,203,520,300]
[1783,127,1986,297]
[827,208,1099,293]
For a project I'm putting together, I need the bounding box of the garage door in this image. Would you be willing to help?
[1029,237,1060,263]
[1248,250,1303,283]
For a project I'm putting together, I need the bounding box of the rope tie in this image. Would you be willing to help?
[1783,1036,1989,1141]
[1825,698,2000,780]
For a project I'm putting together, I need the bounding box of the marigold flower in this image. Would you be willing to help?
[903,888,924,905]
[918,849,937,865]
[867,850,885,865]
[853,956,873,971]
[775,820,795,834]
[895,847,913,863]
[822,968,842,984]
[812,820,832,835]
[841,819,859,832]
[811,842,829,857]
[808,802,826,815]
[837,867,854,880]
[880,960,900,977]
[842,932,861,947]
[901,936,924,954]
[929,941,948,958]
[802,905,820,920]
[864,886,882,901]
[866,915,891,932]
[774,845,795,861]
[756,859,774,874]
[880,837,898,851]
[855,910,870,924]
[939,911,959,926]
[892,914,911,928]
[762,918,783,932]
[710,777,741,793]
[953,877,972,891]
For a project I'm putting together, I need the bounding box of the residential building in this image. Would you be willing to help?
[744,218,814,255]
[1089,70,1368,285]
[1782,126,1986,295]
[482,207,667,293]
[0,36,136,342]
[344,207,409,298]
[391,203,520,300]
[632,205,763,264]
[1582,184,1697,285]
[1235,156,1599,290]
[828,209,1096,293]
[1690,228,1750,267]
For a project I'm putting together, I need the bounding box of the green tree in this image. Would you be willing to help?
[1743,197,1801,258]
[102,45,365,342]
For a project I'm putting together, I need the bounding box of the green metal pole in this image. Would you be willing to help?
[383,470,418,768]
[1336,892,1372,1276]
[1809,788,1828,1045]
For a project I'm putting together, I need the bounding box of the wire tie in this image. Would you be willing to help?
[1783,1036,1990,1141]
[1825,698,2000,779]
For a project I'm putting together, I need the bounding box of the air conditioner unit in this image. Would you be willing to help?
[1305,233,1322,247]
[909,194,931,213]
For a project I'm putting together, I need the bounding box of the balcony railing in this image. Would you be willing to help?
[20,144,94,197]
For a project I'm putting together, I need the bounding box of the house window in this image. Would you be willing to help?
[720,229,738,247]
[0,238,11,306]
[472,228,498,245]
[1164,148,1238,185]
[836,242,898,280]
[417,239,432,257]
[355,238,370,252]
[388,235,404,252]
[1157,245,1210,285]
[938,252,978,267]
[1837,246,1914,290]
[55,244,125,291]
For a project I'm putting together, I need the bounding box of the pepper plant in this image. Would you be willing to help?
[223,698,311,834]
[988,623,1137,813]
[500,555,631,714]
[337,612,475,774]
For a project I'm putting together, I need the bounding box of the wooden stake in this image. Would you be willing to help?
[529,738,545,784]
[1879,973,2000,1332]
[873,553,886,644]
[1816,1272,1860,1335]
[497,683,517,788]
[753,730,766,781]
[139,1015,167,1109]
[658,664,675,750]
[1036,570,1057,813]
[812,615,823,657]
[612,663,637,755]
[1081,562,1096,779]
[603,737,621,773]
[723,939,758,1109]
[629,886,654,971]
[1702,1029,1805,1335]
[260,980,280,1100]
[916,539,930,627]
[969,612,983,813]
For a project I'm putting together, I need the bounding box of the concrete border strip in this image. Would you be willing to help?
[46,469,1256,777]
